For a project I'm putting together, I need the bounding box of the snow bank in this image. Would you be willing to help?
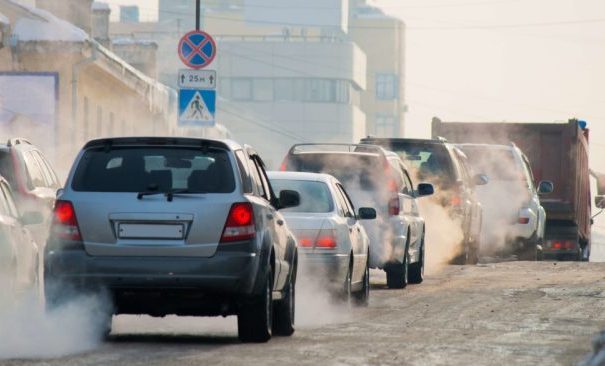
[0,12,9,25]
[10,0,88,42]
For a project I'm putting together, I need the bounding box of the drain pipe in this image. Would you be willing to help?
[71,41,97,148]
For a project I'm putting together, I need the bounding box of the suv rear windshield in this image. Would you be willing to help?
[270,179,334,213]
[286,153,385,192]
[72,147,235,193]
[459,147,521,181]
[368,142,455,187]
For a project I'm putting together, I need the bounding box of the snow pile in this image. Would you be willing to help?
[10,0,88,42]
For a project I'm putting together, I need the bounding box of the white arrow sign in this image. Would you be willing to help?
[178,69,216,89]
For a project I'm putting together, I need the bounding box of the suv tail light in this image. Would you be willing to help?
[220,203,256,243]
[546,240,577,250]
[51,200,82,241]
[279,157,288,171]
[388,196,400,216]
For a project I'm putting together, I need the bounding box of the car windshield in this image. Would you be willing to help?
[72,147,235,193]
[460,147,522,181]
[270,179,334,213]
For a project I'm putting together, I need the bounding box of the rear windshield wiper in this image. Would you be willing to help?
[165,189,207,202]
[137,189,207,201]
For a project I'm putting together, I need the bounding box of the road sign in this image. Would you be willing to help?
[178,89,216,126]
[178,69,216,89]
[178,30,217,69]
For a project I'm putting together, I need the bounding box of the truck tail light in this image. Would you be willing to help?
[220,203,256,243]
[547,240,577,250]
[50,200,82,241]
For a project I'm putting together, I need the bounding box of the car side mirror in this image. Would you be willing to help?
[473,174,489,186]
[358,207,376,220]
[595,195,605,209]
[21,211,44,226]
[416,183,434,197]
[56,188,64,198]
[279,190,300,209]
[538,180,554,194]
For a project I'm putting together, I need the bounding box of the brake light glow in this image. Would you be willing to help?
[220,203,256,243]
[388,196,400,216]
[450,195,462,206]
[315,229,337,249]
[51,200,82,241]
[547,240,577,250]
[518,217,530,224]
[279,158,288,171]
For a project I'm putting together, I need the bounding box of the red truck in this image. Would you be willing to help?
[432,118,592,261]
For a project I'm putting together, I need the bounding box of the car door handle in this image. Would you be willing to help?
[277,219,284,226]
[266,213,274,220]
[357,227,361,232]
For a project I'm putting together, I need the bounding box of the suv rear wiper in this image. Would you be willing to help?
[137,189,207,201]
[165,189,207,202]
[137,191,163,199]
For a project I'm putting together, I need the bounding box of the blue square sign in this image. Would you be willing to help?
[178,89,216,126]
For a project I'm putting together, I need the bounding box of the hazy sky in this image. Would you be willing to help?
[103,0,605,169]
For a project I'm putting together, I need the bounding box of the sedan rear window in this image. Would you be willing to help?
[72,147,235,193]
[270,179,334,213]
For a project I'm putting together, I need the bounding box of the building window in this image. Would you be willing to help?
[375,114,398,137]
[232,78,253,101]
[375,73,398,100]
[253,79,273,101]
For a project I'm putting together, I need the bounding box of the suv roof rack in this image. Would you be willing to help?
[6,138,32,147]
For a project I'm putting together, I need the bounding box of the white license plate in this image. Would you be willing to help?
[118,224,184,239]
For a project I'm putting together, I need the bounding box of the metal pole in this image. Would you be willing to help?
[196,0,201,30]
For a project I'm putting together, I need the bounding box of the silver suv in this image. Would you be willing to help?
[44,137,300,343]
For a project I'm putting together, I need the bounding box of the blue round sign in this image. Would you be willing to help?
[178,30,217,69]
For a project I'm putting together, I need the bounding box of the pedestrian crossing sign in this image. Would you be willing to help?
[178,89,216,126]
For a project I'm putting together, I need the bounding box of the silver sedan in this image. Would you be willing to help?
[268,171,376,306]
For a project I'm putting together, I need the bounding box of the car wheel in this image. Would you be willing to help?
[342,262,353,305]
[238,267,273,343]
[386,246,408,289]
[353,255,370,306]
[466,244,479,265]
[517,241,538,261]
[409,237,424,284]
[272,269,295,336]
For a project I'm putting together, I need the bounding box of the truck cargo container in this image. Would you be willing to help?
[432,118,591,261]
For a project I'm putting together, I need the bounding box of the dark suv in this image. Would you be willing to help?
[361,137,486,264]
[45,137,300,342]
[0,138,60,244]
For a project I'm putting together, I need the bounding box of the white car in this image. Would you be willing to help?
[457,143,553,260]
[268,171,376,305]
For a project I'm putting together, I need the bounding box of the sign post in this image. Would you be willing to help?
[177,20,217,127]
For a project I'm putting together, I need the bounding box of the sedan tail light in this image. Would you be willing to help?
[50,200,82,241]
[315,229,337,249]
[220,202,256,243]
[388,196,400,216]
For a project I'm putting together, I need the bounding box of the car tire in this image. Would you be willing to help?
[408,237,424,284]
[238,267,273,343]
[517,242,538,261]
[386,246,408,289]
[342,262,353,304]
[353,255,370,306]
[272,269,295,336]
[467,245,479,265]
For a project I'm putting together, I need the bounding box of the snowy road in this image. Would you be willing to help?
[4,262,605,366]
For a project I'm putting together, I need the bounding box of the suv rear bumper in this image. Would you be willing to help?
[45,245,262,296]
